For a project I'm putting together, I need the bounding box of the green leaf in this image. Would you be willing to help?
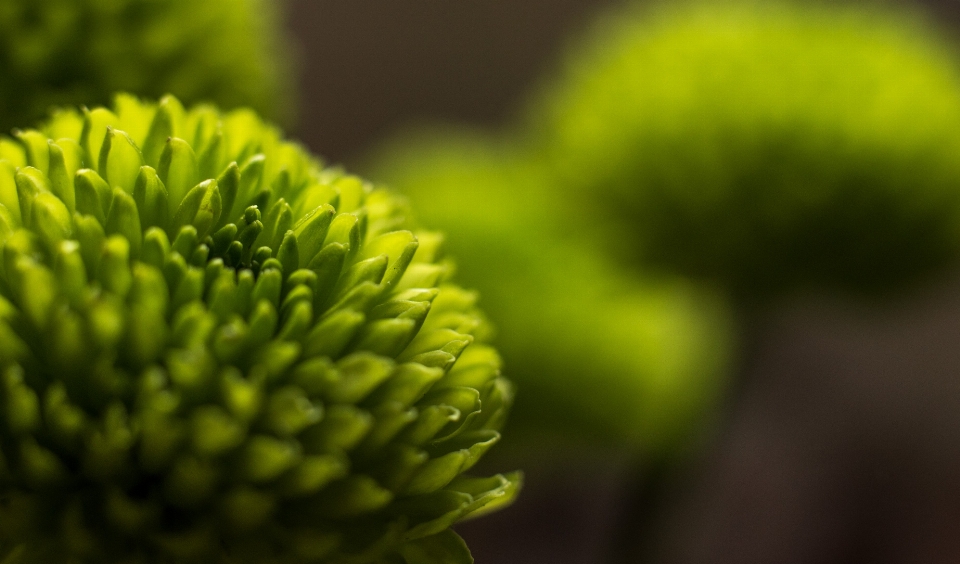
[73,212,105,276]
[360,231,419,290]
[198,129,224,180]
[191,406,245,457]
[312,475,393,519]
[14,166,49,230]
[173,180,221,239]
[141,227,170,270]
[322,212,360,257]
[31,192,72,254]
[300,404,372,452]
[98,235,132,297]
[279,454,348,497]
[74,168,112,225]
[99,128,143,193]
[365,363,445,408]
[323,353,394,404]
[309,242,347,309]
[20,439,68,488]
[220,487,275,531]
[105,188,142,259]
[0,204,15,241]
[398,405,460,447]
[47,141,76,213]
[215,162,241,229]
[393,490,472,540]
[80,107,119,171]
[133,166,169,230]
[245,299,279,350]
[158,137,199,217]
[243,435,301,483]
[263,386,322,437]
[292,205,335,266]
[236,154,266,211]
[4,366,41,435]
[276,230,299,274]
[398,530,473,564]
[0,160,21,225]
[0,137,26,167]
[15,130,50,174]
[142,97,180,168]
[54,240,87,308]
[452,471,523,521]
[355,401,417,457]
[171,225,199,260]
[350,318,419,358]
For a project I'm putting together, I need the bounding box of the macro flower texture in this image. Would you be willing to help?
[0,94,518,564]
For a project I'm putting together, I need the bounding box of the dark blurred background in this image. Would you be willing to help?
[285,1,960,563]
[288,0,960,165]
[286,0,620,165]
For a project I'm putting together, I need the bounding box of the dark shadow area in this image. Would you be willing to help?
[285,0,622,164]
[649,271,960,563]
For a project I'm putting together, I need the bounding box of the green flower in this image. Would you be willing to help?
[531,1,960,298]
[0,0,293,133]
[367,129,734,451]
[0,94,518,564]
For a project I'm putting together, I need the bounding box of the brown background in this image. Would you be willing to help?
[285,0,621,164]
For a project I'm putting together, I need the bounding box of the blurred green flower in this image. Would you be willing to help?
[0,94,517,564]
[367,129,734,451]
[531,1,960,298]
[0,0,294,134]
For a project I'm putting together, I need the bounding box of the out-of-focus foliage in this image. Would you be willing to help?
[530,0,960,298]
[368,130,734,451]
[0,94,517,564]
[0,0,294,134]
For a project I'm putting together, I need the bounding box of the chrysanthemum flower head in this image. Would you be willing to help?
[532,1,960,298]
[0,0,294,133]
[0,94,517,564]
